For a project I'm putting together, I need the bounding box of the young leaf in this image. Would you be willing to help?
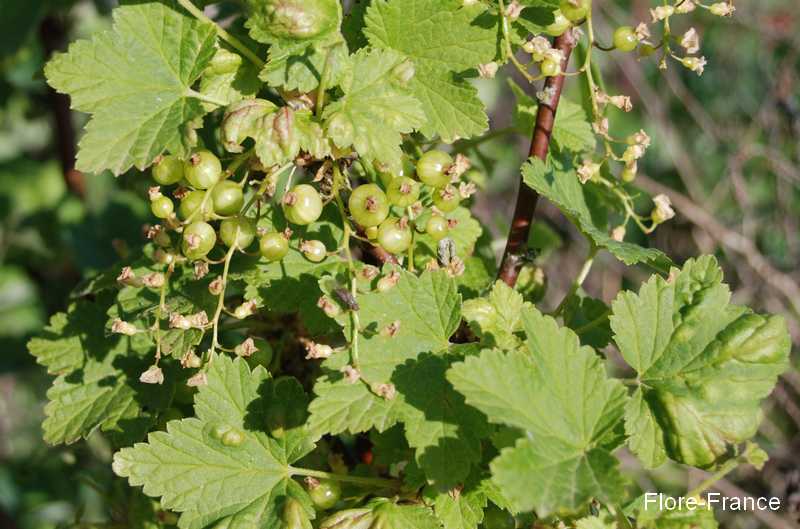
[322,48,425,171]
[461,280,532,350]
[113,355,316,529]
[365,0,500,141]
[448,307,628,516]
[44,3,217,174]
[610,256,791,468]
[522,157,671,269]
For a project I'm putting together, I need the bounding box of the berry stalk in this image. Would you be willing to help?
[498,31,577,287]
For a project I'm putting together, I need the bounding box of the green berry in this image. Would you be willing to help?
[220,217,256,249]
[621,165,637,182]
[308,479,341,510]
[545,9,572,36]
[348,183,390,228]
[416,150,452,188]
[377,218,412,255]
[302,240,327,262]
[433,186,460,213]
[211,181,244,216]
[365,226,379,240]
[179,190,212,221]
[184,150,222,189]
[151,196,174,219]
[613,26,639,52]
[540,58,560,77]
[559,0,590,22]
[283,184,323,225]
[387,177,421,208]
[425,215,449,241]
[182,221,217,260]
[152,155,185,185]
[260,232,289,262]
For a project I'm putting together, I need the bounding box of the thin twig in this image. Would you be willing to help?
[637,175,800,318]
[498,30,578,286]
[40,16,85,198]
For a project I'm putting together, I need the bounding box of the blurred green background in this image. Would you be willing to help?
[0,1,797,528]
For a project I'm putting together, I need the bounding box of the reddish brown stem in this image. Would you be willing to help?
[498,32,577,286]
[40,16,85,198]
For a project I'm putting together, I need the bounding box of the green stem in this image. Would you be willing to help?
[210,235,238,354]
[185,89,229,108]
[686,455,743,499]
[497,0,538,84]
[290,467,400,489]
[554,245,598,316]
[331,164,361,369]
[176,0,265,69]
[315,49,335,118]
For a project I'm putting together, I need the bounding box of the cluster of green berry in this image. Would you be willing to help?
[146,147,470,269]
[351,149,464,256]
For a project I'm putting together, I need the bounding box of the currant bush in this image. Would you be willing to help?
[31,1,791,529]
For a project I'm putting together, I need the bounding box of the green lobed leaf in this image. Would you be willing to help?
[365,0,500,141]
[610,256,791,468]
[430,478,489,529]
[393,351,490,488]
[44,3,217,174]
[462,280,532,350]
[28,297,172,445]
[448,307,628,516]
[322,47,425,171]
[522,157,671,269]
[113,355,316,529]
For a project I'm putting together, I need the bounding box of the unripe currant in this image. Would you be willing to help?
[151,196,174,219]
[220,217,256,249]
[260,232,290,262]
[152,154,184,185]
[301,240,327,262]
[377,218,412,255]
[433,185,460,213]
[179,190,212,221]
[613,26,639,52]
[559,0,590,22]
[425,215,449,241]
[416,150,452,188]
[386,177,420,208]
[348,184,390,228]
[283,184,323,225]
[182,221,216,260]
[184,150,222,189]
[307,479,342,510]
[211,181,244,216]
